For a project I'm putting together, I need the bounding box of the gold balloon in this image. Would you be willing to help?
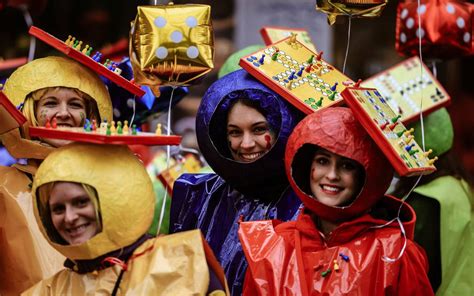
[316,0,388,25]
[130,3,214,95]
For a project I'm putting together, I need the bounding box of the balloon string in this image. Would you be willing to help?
[156,86,176,234]
[21,5,36,62]
[342,16,352,74]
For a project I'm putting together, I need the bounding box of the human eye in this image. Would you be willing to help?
[69,100,86,109]
[75,198,90,208]
[42,99,58,107]
[341,160,358,171]
[51,205,65,215]
[313,155,329,165]
[253,125,269,135]
[227,128,242,137]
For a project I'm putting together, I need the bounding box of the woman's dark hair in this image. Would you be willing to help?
[208,89,282,159]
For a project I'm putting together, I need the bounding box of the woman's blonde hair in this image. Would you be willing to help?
[21,86,101,127]
[37,181,103,245]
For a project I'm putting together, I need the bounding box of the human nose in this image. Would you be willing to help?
[55,102,71,119]
[326,164,340,181]
[240,132,255,149]
[64,206,79,224]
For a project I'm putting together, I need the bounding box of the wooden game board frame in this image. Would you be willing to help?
[29,26,145,97]
[29,126,182,146]
[362,56,451,125]
[342,86,436,177]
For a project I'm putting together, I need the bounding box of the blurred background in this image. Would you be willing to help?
[0,0,473,175]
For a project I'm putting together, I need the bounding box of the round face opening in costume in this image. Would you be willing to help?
[309,148,365,207]
[226,101,276,163]
[48,182,100,245]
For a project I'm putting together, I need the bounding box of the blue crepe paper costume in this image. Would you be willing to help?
[170,70,303,295]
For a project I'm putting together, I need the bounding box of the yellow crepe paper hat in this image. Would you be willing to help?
[32,143,155,260]
[3,56,112,122]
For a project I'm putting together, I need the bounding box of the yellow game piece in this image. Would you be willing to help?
[123,120,129,134]
[110,121,116,134]
[423,149,433,157]
[81,44,90,54]
[75,40,83,51]
[403,128,414,137]
[428,156,438,165]
[68,37,76,47]
[65,35,72,45]
[155,123,162,135]
[333,260,340,271]
[405,135,414,144]
[286,33,297,45]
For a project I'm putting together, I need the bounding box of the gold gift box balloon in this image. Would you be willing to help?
[130,3,214,95]
[316,0,387,25]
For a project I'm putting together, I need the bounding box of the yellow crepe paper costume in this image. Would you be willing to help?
[24,143,228,295]
[0,56,112,295]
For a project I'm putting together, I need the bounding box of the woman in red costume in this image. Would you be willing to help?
[239,107,434,295]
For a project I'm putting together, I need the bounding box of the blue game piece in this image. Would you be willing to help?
[259,54,265,64]
[297,66,304,77]
[288,71,296,80]
[339,253,349,262]
[331,82,338,91]
[404,143,415,152]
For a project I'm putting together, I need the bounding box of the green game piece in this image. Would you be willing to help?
[73,40,79,48]
[106,122,111,136]
[307,97,315,102]
[117,122,123,135]
[396,130,405,138]
[328,92,336,101]
[307,55,314,64]
[132,124,137,135]
[321,269,331,277]
[391,115,402,123]
[311,104,318,109]
[316,97,323,107]
[86,46,93,56]
[409,149,419,156]
[271,52,279,61]
[104,59,110,67]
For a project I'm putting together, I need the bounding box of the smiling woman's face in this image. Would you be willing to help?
[49,182,99,245]
[35,88,87,147]
[227,102,275,162]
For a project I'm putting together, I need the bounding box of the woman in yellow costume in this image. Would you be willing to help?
[24,142,228,295]
[0,56,112,295]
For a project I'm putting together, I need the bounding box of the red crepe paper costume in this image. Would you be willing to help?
[239,107,434,295]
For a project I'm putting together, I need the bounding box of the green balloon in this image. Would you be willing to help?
[218,44,264,78]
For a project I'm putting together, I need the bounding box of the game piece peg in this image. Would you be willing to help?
[106,122,112,136]
[68,37,76,47]
[423,149,433,157]
[316,51,323,61]
[92,119,97,131]
[403,128,414,137]
[408,149,419,156]
[116,121,122,134]
[339,253,349,262]
[316,97,323,107]
[354,79,362,87]
[103,59,111,67]
[259,54,265,65]
[405,135,414,144]
[72,40,79,48]
[330,82,338,92]
[288,70,296,80]
[435,88,442,96]
[328,92,336,101]
[297,66,304,77]
[391,115,402,123]
[132,124,137,135]
[155,123,162,135]
[45,118,51,128]
[110,120,116,134]
[287,33,297,44]
[81,45,90,54]
[396,130,405,138]
[123,120,129,134]
[333,260,340,271]
[428,156,438,165]
[65,35,73,45]
[271,50,279,61]
[379,122,389,130]
[307,55,314,64]
[305,64,313,73]
[114,67,123,75]
[388,121,399,130]
[321,269,331,277]
[51,117,57,129]
[75,40,83,51]
[404,143,415,152]
[86,46,93,56]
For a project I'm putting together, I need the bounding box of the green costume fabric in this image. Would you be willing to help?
[413,176,473,296]
[218,45,264,78]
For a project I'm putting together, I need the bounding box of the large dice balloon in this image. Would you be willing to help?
[396,0,473,60]
[130,3,214,96]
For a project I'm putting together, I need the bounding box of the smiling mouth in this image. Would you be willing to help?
[320,184,343,194]
[239,152,264,161]
[66,223,90,236]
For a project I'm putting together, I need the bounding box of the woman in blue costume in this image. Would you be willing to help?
[170,69,303,295]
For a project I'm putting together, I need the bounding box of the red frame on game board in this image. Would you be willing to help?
[29,126,182,146]
[342,86,436,177]
[29,26,145,97]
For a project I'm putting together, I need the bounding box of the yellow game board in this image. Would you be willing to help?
[361,56,450,124]
[342,87,437,176]
[239,37,354,114]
